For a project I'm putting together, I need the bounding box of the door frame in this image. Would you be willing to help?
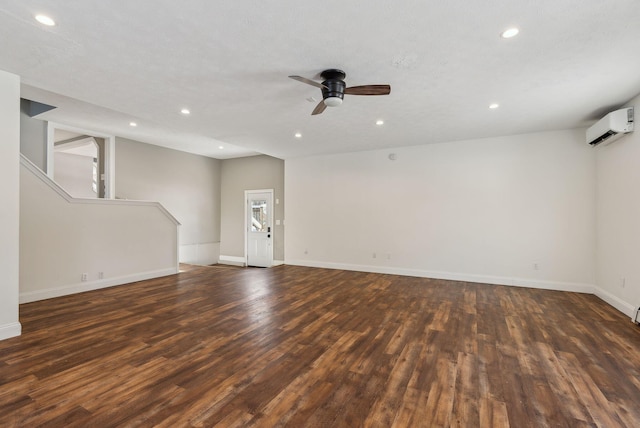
[244,189,274,267]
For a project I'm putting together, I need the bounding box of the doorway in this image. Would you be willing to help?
[47,122,115,199]
[53,133,100,198]
[245,189,274,267]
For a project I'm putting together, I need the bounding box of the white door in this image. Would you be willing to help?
[246,190,273,267]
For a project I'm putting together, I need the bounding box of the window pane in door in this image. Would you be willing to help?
[251,200,267,231]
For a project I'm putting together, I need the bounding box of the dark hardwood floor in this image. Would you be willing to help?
[1,265,639,427]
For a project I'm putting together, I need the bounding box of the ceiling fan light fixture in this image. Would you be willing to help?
[324,97,343,107]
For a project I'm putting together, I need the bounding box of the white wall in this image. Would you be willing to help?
[115,138,221,265]
[595,93,640,317]
[0,70,21,340]
[54,152,97,198]
[286,129,596,292]
[20,157,179,303]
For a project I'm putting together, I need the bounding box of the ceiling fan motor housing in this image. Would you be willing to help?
[321,80,346,103]
[320,69,346,104]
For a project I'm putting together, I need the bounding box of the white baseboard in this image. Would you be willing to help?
[19,267,178,304]
[180,242,220,266]
[218,255,246,267]
[0,322,22,341]
[217,256,284,268]
[593,286,637,319]
[284,259,594,294]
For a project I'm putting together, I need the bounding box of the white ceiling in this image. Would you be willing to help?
[2,1,640,160]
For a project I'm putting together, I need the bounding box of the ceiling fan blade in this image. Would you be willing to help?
[289,75,328,89]
[344,85,391,96]
[311,100,327,115]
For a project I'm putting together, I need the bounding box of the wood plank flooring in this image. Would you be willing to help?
[1,265,639,427]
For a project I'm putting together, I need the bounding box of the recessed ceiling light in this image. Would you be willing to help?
[294,132,302,138]
[129,122,137,127]
[489,103,499,109]
[181,108,190,115]
[501,27,519,39]
[218,145,224,149]
[376,120,384,126]
[35,15,55,26]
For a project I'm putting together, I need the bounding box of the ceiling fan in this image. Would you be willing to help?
[288,69,391,115]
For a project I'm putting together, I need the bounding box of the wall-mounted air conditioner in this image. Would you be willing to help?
[586,107,634,146]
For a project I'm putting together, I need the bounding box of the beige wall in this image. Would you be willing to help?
[20,157,179,303]
[286,129,596,292]
[595,93,640,317]
[54,152,97,198]
[115,137,222,265]
[220,155,285,262]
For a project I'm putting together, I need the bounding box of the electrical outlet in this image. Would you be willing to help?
[81,273,88,282]
[98,272,104,279]
[304,248,308,255]
[373,252,377,259]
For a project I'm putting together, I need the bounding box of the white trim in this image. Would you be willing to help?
[21,154,180,225]
[176,227,181,268]
[0,322,22,341]
[179,242,220,265]
[284,259,595,294]
[19,268,178,304]
[218,255,246,266]
[217,256,283,268]
[593,286,637,319]
[46,121,55,177]
[105,134,115,199]
[47,121,116,139]
[244,189,275,193]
